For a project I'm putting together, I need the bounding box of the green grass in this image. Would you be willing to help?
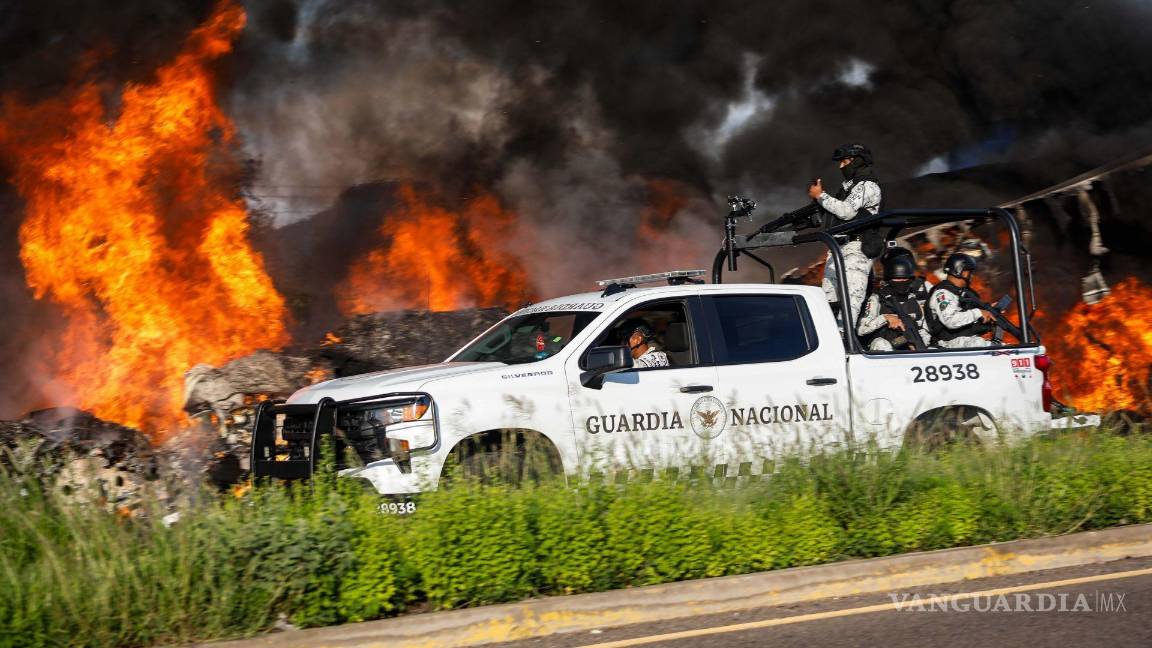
[3,430,1152,646]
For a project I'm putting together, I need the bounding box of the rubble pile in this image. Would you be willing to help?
[2,306,510,494]
[0,408,175,511]
[182,307,508,467]
[183,307,507,421]
[184,350,316,429]
[317,307,507,375]
[182,350,322,484]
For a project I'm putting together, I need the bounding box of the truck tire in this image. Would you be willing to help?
[904,406,995,452]
[442,430,562,487]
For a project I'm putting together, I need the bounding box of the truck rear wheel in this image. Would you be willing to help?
[904,406,996,452]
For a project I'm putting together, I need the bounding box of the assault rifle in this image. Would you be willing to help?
[877,294,928,351]
[961,294,1023,344]
[756,201,824,235]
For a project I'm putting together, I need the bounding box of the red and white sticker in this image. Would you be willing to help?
[1010,357,1033,378]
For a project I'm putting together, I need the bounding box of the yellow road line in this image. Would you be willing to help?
[578,566,1152,648]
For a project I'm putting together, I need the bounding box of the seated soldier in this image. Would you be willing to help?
[857,250,931,351]
[621,319,670,368]
[926,253,995,348]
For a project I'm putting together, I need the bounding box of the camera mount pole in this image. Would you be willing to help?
[723,196,757,273]
[725,210,739,272]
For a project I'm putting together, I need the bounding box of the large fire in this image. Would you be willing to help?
[0,2,288,436]
[338,184,531,314]
[1047,277,1152,416]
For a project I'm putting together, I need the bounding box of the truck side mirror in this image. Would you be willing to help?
[580,345,633,389]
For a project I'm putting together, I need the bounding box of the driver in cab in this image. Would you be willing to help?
[622,319,669,368]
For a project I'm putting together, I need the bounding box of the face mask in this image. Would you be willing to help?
[890,279,912,296]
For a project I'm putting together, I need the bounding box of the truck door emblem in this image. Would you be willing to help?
[690,395,727,439]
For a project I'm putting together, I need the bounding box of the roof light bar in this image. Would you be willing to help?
[595,269,707,287]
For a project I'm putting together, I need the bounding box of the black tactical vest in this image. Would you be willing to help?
[925,281,986,342]
[872,282,925,348]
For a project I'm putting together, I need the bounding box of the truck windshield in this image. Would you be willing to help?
[453,311,602,365]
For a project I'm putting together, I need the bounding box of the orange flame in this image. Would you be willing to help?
[1047,277,1152,415]
[0,1,288,437]
[338,184,531,314]
[305,367,333,385]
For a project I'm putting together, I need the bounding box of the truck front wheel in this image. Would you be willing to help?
[441,430,563,487]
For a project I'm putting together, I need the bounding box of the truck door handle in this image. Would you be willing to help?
[680,385,714,393]
[806,377,838,386]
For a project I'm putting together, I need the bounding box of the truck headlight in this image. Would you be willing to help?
[386,396,431,424]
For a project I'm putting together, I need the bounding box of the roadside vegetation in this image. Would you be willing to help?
[2,428,1151,647]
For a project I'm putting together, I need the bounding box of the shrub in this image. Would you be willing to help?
[769,494,844,567]
[4,429,1152,646]
[887,483,979,552]
[401,484,536,609]
[602,481,714,586]
[699,500,779,577]
[337,493,406,622]
[531,483,613,594]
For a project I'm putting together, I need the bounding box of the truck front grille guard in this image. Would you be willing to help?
[250,392,437,481]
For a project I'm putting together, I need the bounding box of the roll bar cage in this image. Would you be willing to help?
[712,208,1037,354]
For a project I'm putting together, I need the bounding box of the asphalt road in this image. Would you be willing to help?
[493,557,1152,648]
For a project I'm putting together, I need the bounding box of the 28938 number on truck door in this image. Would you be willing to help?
[910,363,981,383]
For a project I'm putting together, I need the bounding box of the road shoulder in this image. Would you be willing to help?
[206,523,1152,648]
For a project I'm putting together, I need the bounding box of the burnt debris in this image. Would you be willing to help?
[318,307,507,376]
[0,407,170,512]
[4,306,509,492]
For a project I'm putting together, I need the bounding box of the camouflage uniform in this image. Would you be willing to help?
[818,179,882,325]
[926,284,991,349]
[634,348,670,368]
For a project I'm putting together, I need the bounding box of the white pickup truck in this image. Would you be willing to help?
[250,208,1097,495]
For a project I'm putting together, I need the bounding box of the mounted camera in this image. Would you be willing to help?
[726,195,757,220]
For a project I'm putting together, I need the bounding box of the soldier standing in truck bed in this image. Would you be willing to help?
[808,143,882,327]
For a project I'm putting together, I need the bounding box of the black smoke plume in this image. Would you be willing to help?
[232,0,1152,294]
[2,0,1152,418]
[235,0,1152,191]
